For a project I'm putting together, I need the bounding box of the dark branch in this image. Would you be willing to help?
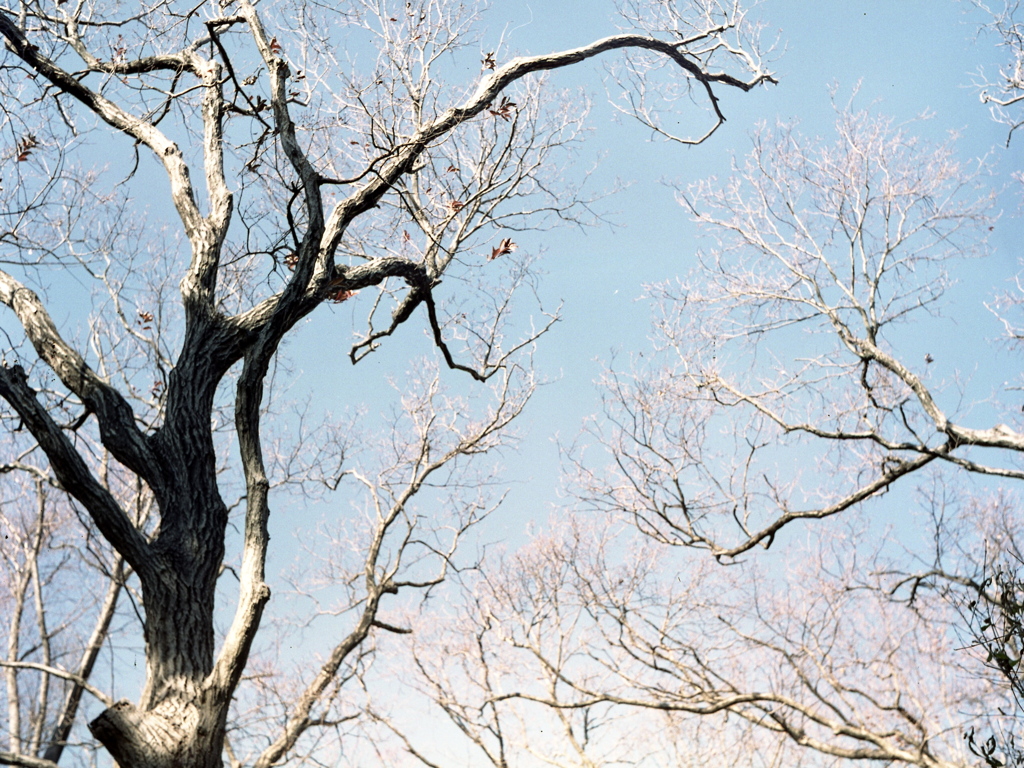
[0,364,150,571]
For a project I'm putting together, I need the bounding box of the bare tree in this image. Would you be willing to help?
[970,0,1024,144]
[935,5,1024,749]
[933,490,1024,767]
[574,106,1005,561]
[1,459,128,768]
[222,360,531,768]
[0,0,773,766]
[388,512,1004,768]
[1,242,165,768]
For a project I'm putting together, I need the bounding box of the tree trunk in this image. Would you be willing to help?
[86,390,232,768]
[90,691,228,768]
[86,539,228,768]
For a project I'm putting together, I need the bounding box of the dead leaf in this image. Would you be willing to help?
[16,134,38,162]
[488,237,517,261]
[328,288,357,303]
[488,96,517,121]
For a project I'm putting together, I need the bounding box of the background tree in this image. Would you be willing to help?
[377,106,1024,768]
[575,106,1022,759]
[578,107,1007,560]
[0,1,773,767]
[1,456,128,768]
[954,2,1024,760]
[957,518,1024,767]
[391,512,1005,768]
[970,0,1024,144]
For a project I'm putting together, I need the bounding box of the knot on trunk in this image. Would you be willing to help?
[89,694,220,768]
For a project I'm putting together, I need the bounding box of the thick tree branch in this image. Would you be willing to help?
[316,30,774,296]
[706,450,940,560]
[206,344,273,700]
[0,363,150,570]
[853,335,1024,450]
[226,256,430,337]
[0,270,155,481]
[238,0,323,224]
[0,751,58,768]
[0,11,206,241]
[0,661,113,708]
[177,55,234,321]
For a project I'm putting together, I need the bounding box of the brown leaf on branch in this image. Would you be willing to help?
[489,237,517,261]
[488,97,517,121]
[283,253,299,270]
[322,273,358,303]
[327,288,357,303]
[16,135,37,162]
[269,37,281,54]
[447,200,465,214]
[482,52,496,70]
[112,35,127,63]
[137,310,154,329]
[446,164,460,174]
